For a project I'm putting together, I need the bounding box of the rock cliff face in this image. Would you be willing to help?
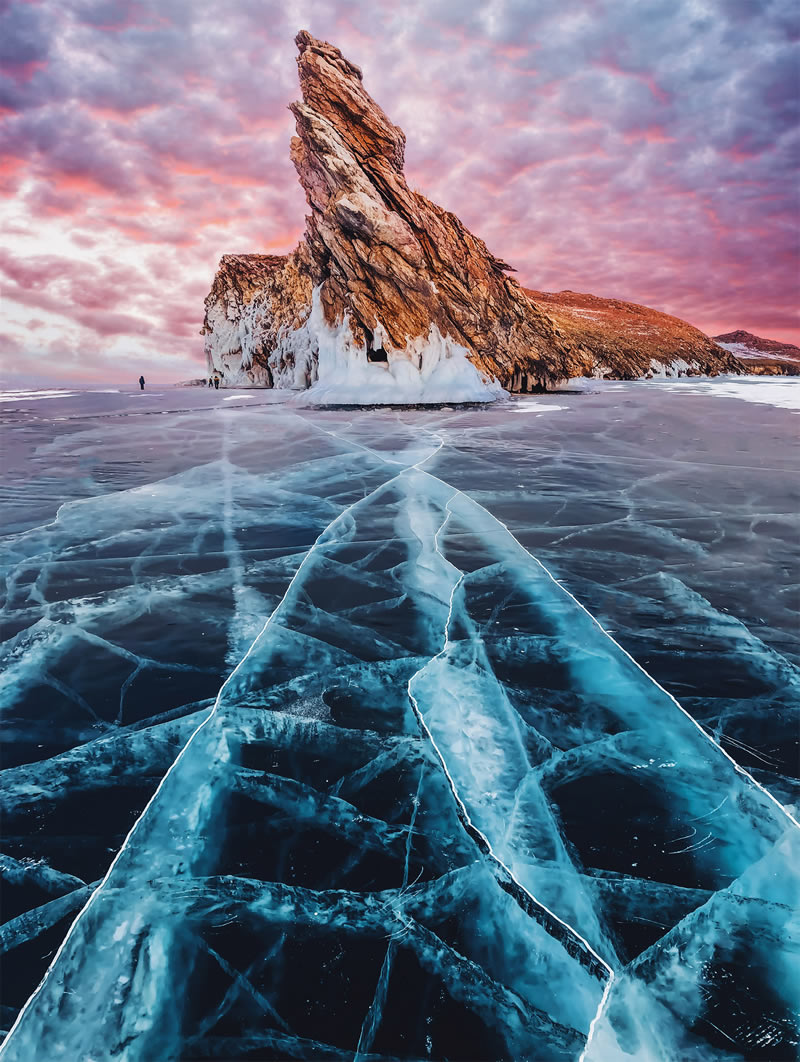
[202,248,316,388]
[202,31,738,396]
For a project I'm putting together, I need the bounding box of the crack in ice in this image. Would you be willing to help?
[404,484,616,1060]
[411,442,800,835]
[403,465,799,1059]
[528,565,800,834]
[400,459,799,1058]
[1,424,455,1052]
[0,462,417,1055]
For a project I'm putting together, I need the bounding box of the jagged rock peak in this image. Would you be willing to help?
[293,30,405,173]
[285,30,576,388]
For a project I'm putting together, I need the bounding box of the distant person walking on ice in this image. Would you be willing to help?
[208,377,213,387]
[138,375,145,390]
[213,375,220,389]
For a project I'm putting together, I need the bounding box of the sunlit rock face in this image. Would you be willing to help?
[529,289,739,381]
[202,31,738,396]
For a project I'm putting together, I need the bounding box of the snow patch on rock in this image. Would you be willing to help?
[648,357,696,378]
[203,261,295,388]
[269,312,318,391]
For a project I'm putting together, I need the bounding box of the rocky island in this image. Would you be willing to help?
[202,31,740,399]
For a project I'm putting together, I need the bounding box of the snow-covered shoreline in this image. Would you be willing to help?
[557,373,800,411]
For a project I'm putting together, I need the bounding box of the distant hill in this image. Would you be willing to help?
[713,330,800,375]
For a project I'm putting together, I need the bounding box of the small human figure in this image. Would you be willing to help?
[139,375,145,390]
[213,376,219,389]
[208,377,213,387]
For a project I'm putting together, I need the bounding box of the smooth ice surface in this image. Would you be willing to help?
[1,382,798,1061]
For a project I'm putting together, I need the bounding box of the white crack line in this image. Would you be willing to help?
[512,546,799,832]
[404,464,799,1059]
[405,490,616,1062]
[0,462,419,1054]
[292,407,444,471]
[415,458,799,833]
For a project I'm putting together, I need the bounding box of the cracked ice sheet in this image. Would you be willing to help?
[0,395,433,1021]
[1,384,798,1059]
[408,486,799,1057]
[419,387,800,812]
[1,468,605,1061]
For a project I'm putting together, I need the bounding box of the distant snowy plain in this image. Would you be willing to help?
[1,380,798,1061]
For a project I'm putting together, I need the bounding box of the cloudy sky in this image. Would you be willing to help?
[1,0,797,384]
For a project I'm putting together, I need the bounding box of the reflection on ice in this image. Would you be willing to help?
[0,387,798,1060]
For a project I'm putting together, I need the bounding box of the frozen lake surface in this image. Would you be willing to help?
[1,382,798,1060]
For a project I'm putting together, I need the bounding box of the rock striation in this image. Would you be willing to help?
[202,31,739,396]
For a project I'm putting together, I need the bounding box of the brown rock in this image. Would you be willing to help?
[713,329,800,357]
[202,248,314,386]
[287,31,580,387]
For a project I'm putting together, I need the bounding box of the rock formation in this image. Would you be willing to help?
[202,250,314,388]
[202,31,739,397]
